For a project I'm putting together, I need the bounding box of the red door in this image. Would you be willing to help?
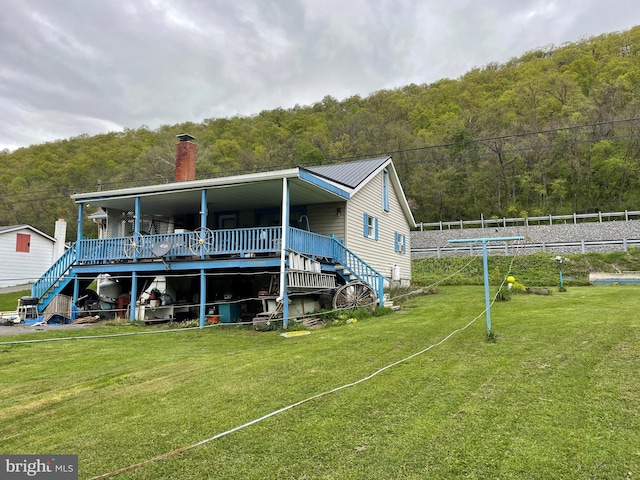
[16,233,30,253]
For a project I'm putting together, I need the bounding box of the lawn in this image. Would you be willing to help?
[1,285,639,479]
[0,289,29,312]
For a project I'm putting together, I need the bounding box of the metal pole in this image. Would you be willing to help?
[199,269,206,328]
[449,236,524,338]
[556,256,565,291]
[130,271,137,322]
[279,178,289,328]
[200,189,207,259]
[482,240,491,336]
[76,203,84,261]
[73,277,80,310]
[133,197,141,262]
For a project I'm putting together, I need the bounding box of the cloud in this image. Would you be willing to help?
[0,0,638,151]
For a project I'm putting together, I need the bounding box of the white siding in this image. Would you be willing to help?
[306,202,346,241]
[0,228,55,288]
[345,171,412,286]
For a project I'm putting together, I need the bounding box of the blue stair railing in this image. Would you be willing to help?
[286,227,387,305]
[32,244,77,312]
[330,238,386,306]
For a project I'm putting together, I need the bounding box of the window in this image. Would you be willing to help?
[363,213,378,240]
[16,233,31,253]
[218,214,237,229]
[382,169,389,212]
[255,206,306,227]
[394,232,406,254]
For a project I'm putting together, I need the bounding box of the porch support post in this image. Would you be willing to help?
[200,189,207,260]
[133,197,141,262]
[76,203,84,260]
[77,203,84,242]
[73,277,80,309]
[72,203,84,308]
[200,189,207,230]
[199,269,206,328]
[199,189,208,326]
[129,271,138,322]
[279,177,290,328]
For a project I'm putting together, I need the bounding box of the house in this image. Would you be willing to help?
[0,221,67,288]
[32,135,416,327]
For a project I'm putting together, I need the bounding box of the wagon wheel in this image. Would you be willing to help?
[189,227,215,255]
[123,233,144,258]
[332,280,377,312]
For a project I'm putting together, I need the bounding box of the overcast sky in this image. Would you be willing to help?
[1,0,639,151]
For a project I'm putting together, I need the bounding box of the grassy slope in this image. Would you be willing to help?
[0,290,30,312]
[1,285,639,479]
[412,248,640,286]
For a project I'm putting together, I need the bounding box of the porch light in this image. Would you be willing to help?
[336,208,342,217]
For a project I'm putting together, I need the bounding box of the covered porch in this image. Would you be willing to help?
[33,170,385,326]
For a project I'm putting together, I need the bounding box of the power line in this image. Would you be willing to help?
[1,117,639,205]
[327,117,640,163]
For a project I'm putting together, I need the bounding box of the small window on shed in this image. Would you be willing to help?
[16,233,31,253]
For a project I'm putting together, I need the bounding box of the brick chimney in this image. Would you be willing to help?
[175,133,196,182]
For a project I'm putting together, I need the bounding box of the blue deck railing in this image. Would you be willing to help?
[76,226,284,263]
[287,228,334,258]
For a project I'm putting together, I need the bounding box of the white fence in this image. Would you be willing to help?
[416,210,640,231]
[412,238,640,258]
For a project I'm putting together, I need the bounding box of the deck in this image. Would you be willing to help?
[32,226,386,313]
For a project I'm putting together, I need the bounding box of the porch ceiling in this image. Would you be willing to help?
[83,177,344,216]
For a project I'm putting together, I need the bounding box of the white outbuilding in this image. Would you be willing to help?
[0,221,67,288]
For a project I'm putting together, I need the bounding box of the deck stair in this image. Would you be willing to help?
[287,252,337,290]
[31,246,78,313]
[330,239,384,297]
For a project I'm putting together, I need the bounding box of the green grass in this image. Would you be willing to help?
[1,285,639,479]
[413,248,640,286]
[0,289,29,311]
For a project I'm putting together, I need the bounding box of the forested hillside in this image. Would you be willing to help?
[2,26,640,238]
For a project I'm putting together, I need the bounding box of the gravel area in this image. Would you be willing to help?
[411,219,640,257]
[0,321,107,337]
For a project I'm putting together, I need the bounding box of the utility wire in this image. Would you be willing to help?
[87,243,524,479]
[4,244,526,479]
[1,117,639,203]
[88,289,499,479]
